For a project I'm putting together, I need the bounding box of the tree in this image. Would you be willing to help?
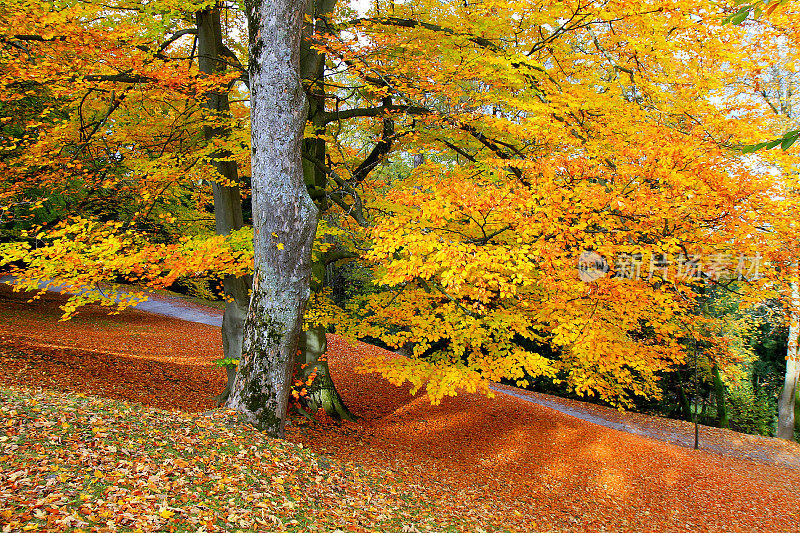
[0,0,257,400]
[0,0,244,307]
[196,4,252,405]
[0,0,358,426]
[306,0,800,409]
[226,0,318,437]
[6,0,800,436]
[725,5,800,440]
[778,272,800,439]
[194,0,356,419]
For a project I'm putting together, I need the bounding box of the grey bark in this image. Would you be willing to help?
[196,7,251,406]
[711,364,728,429]
[227,0,318,437]
[778,277,800,440]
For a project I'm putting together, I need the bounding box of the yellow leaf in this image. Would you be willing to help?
[276,243,284,250]
[160,509,175,519]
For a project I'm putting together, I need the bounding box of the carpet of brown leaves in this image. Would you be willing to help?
[0,285,225,412]
[1,283,799,532]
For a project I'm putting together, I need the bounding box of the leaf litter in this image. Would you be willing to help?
[0,387,455,533]
[1,283,800,532]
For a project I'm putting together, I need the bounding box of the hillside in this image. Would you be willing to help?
[1,284,799,532]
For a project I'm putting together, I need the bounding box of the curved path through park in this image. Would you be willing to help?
[3,277,799,471]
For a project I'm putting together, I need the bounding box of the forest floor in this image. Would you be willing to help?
[1,283,800,532]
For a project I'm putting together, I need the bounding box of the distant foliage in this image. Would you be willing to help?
[727,381,776,436]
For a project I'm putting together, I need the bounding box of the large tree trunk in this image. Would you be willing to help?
[196,7,250,406]
[778,278,800,440]
[227,0,318,437]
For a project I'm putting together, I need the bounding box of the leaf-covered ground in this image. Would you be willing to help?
[1,284,800,532]
[1,387,470,532]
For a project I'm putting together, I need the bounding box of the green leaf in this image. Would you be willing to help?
[722,5,753,25]
[740,144,758,154]
[740,141,770,153]
[753,141,771,151]
[730,9,751,25]
[781,131,799,150]
[765,138,783,149]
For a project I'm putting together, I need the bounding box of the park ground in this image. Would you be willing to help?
[1,283,800,532]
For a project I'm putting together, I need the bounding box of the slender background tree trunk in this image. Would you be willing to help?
[227,0,318,437]
[196,6,251,406]
[711,364,728,429]
[778,277,800,440]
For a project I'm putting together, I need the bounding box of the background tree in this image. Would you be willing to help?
[0,0,255,393]
[725,3,800,440]
[0,0,239,300]
[196,3,252,405]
